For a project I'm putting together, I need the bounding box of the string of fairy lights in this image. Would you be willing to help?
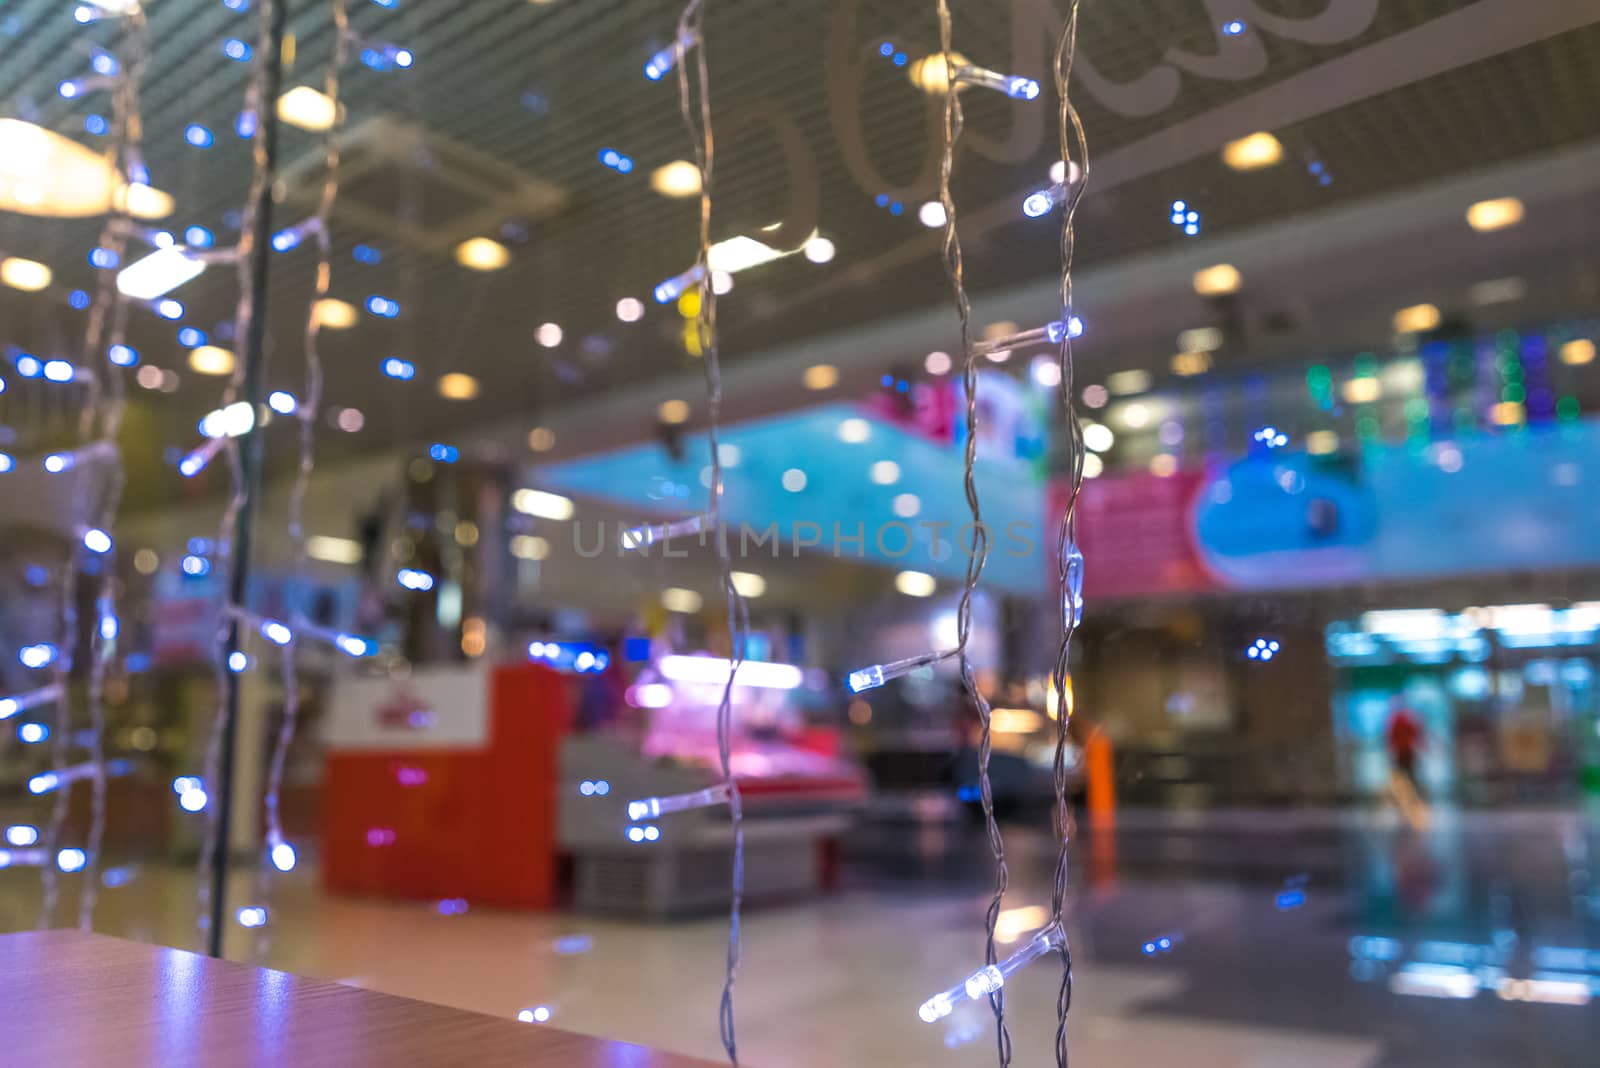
[619,2,753,1061]
[188,0,402,951]
[844,4,1092,1063]
[19,0,153,934]
[251,0,353,957]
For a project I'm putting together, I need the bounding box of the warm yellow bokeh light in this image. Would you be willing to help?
[188,345,236,376]
[455,237,510,271]
[1466,197,1524,233]
[437,372,480,401]
[0,257,52,292]
[1192,263,1241,297]
[803,364,839,390]
[1559,339,1594,366]
[658,399,690,424]
[1392,303,1441,334]
[312,298,357,329]
[277,86,338,131]
[1222,131,1283,171]
[650,160,701,198]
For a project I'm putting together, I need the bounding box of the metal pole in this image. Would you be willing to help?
[208,0,288,959]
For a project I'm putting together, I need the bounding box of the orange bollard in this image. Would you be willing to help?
[1086,728,1115,831]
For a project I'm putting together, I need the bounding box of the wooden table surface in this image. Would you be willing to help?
[0,929,720,1066]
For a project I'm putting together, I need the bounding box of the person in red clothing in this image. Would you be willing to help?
[1386,695,1426,810]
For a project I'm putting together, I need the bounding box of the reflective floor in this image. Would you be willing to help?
[4,805,1597,1066]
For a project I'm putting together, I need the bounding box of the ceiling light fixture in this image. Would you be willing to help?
[1466,197,1523,232]
[455,237,510,271]
[1222,131,1282,170]
[1392,303,1441,334]
[312,298,357,330]
[0,257,52,292]
[188,345,236,376]
[803,364,838,390]
[1192,263,1241,297]
[277,86,338,131]
[650,160,701,198]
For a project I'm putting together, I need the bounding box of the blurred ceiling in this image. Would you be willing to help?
[0,0,1598,502]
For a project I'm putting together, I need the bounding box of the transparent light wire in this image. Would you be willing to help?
[196,0,278,951]
[254,0,350,958]
[674,2,748,1061]
[36,5,149,931]
[621,512,710,550]
[935,2,1009,1062]
[79,5,148,930]
[1047,4,1091,1064]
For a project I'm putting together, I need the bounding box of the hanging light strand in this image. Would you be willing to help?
[671,2,749,1061]
[1047,5,1091,1062]
[76,2,150,934]
[35,4,151,932]
[196,0,281,951]
[937,2,1012,1062]
[255,0,352,958]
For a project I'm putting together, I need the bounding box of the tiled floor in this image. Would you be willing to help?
[4,804,1597,1066]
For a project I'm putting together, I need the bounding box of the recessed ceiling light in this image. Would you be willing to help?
[925,351,952,375]
[312,298,357,330]
[0,119,114,218]
[1559,339,1594,366]
[1192,263,1241,297]
[658,399,689,424]
[894,570,936,597]
[510,535,550,561]
[803,235,834,263]
[455,236,510,271]
[1177,326,1223,352]
[1468,277,1526,306]
[188,345,235,376]
[918,201,946,228]
[838,418,870,444]
[1342,377,1381,404]
[1118,403,1151,430]
[528,426,555,451]
[277,86,338,131]
[660,587,703,613]
[730,571,766,598]
[803,363,838,390]
[1105,369,1150,395]
[1392,303,1441,334]
[119,182,174,219]
[616,297,644,322]
[1466,197,1523,232]
[1221,131,1282,170]
[0,257,52,292]
[650,160,701,198]
[437,372,479,400]
[1049,159,1080,186]
[1306,430,1340,455]
[511,488,574,520]
[116,246,205,299]
[534,322,562,347]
